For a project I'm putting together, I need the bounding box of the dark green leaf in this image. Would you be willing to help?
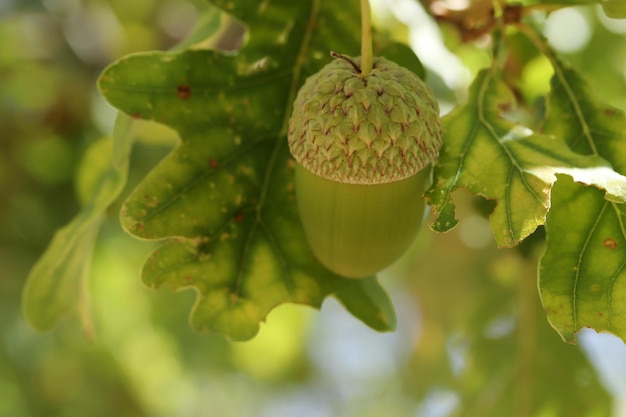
[333,276,397,332]
[98,0,413,340]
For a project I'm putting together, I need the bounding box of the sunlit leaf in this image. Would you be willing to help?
[426,67,626,247]
[22,115,135,331]
[98,0,408,340]
[539,58,626,343]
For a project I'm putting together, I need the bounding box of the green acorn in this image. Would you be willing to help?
[288,53,442,278]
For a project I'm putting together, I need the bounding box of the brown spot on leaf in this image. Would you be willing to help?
[209,159,219,169]
[144,195,159,208]
[131,112,142,119]
[604,238,618,249]
[591,284,600,292]
[234,212,244,223]
[605,108,615,116]
[177,85,191,100]
[129,222,145,232]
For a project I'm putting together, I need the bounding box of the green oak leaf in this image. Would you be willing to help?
[426,67,626,247]
[98,0,408,340]
[22,10,231,334]
[539,58,626,343]
[22,115,135,333]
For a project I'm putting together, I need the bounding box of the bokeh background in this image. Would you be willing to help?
[2,0,626,416]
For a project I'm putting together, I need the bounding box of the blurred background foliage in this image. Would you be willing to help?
[1,0,626,416]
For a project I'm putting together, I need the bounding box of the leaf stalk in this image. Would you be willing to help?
[360,0,373,77]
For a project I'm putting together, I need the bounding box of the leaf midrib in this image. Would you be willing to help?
[477,68,545,242]
[231,0,321,299]
[133,135,273,227]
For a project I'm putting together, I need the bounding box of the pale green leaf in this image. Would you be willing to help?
[22,114,135,331]
[172,4,236,52]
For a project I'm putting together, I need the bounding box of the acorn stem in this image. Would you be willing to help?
[360,0,373,78]
[330,51,362,74]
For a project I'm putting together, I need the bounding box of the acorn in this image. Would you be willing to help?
[288,52,442,278]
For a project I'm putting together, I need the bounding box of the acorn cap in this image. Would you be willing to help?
[288,54,442,185]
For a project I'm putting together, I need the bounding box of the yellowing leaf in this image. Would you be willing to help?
[98,0,407,340]
[426,68,626,247]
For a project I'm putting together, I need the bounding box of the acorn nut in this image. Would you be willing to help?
[288,53,442,278]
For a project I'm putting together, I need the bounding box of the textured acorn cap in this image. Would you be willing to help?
[288,55,442,185]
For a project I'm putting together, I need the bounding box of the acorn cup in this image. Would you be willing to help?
[288,53,442,278]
